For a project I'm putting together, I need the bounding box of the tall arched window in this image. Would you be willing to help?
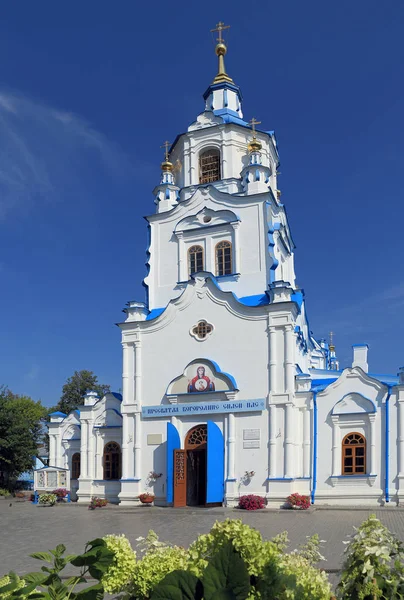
[342,432,366,475]
[188,245,204,275]
[71,453,80,479]
[199,149,221,184]
[215,241,232,276]
[103,442,121,480]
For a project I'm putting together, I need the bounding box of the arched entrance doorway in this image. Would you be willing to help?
[171,421,224,508]
[185,425,207,506]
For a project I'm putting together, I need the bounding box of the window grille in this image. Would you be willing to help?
[103,442,121,480]
[199,150,221,184]
[71,453,80,479]
[191,320,213,340]
[342,432,366,475]
[188,245,204,275]
[215,240,232,276]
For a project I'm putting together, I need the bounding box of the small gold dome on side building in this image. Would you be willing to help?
[248,137,262,153]
[161,160,173,172]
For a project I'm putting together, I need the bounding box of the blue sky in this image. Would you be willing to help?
[0,1,403,406]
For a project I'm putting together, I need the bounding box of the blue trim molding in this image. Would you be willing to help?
[311,391,318,504]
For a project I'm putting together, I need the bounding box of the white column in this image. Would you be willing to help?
[121,414,129,479]
[176,232,185,281]
[369,414,376,475]
[49,434,56,466]
[95,430,102,480]
[331,416,340,476]
[285,403,294,478]
[134,341,142,404]
[134,413,142,480]
[87,422,95,480]
[303,407,311,478]
[227,413,236,480]
[284,325,295,394]
[269,326,278,393]
[80,420,88,479]
[55,434,61,468]
[269,404,277,477]
[233,222,240,274]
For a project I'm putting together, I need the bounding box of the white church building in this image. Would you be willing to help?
[49,25,404,507]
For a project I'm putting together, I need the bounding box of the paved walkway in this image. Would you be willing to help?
[2,500,404,578]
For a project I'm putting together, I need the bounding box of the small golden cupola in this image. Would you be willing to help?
[153,141,179,213]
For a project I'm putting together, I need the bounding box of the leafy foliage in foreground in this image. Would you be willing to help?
[3,516,403,599]
[337,514,404,599]
[0,539,114,599]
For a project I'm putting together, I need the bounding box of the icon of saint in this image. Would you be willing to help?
[187,366,215,393]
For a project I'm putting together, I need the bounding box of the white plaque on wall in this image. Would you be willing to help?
[243,440,260,449]
[243,429,260,440]
[147,434,163,445]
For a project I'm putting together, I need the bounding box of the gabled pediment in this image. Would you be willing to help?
[332,393,376,415]
[317,367,388,402]
[175,207,239,233]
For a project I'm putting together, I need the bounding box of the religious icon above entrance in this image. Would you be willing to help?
[188,365,215,393]
[166,359,238,396]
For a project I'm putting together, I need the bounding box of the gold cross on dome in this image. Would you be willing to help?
[211,21,230,43]
[249,117,261,137]
[161,140,171,161]
[329,331,335,346]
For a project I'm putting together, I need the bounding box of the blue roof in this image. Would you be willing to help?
[49,411,67,417]
[146,307,165,321]
[238,293,270,307]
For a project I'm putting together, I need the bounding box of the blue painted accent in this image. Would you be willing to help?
[255,169,260,181]
[238,293,270,307]
[166,359,238,396]
[332,475,376,479]
[226,478,237,482]
[146,307,164,321]
[266,477,294,481]
[352,344,369,348]
[223,88,228,107]
[166,422,180,504]
[207,421,224,503]
[213,108,248,126]
[385,386,392,502]
[291,290,303,310]
[203,81,243,102]
[121,478,141,482]
[165,187,170,200]
[245,170,250,184]
[311,392,318,504]
[111,393,123,402]
[49,411,67,417]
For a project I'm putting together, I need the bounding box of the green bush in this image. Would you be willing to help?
[38,493,57,506]
[0,489,11,497]
[337,514,404,599]
[102,534,136,594]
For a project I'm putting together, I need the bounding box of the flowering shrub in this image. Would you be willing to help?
[38,493,57,505]
[52,488,69,500]
[188,518,280,579]
[89,496,108,510]
[127,531,188,598]
[337,514,404,599]
[101,534,137,594]
[0,574,27,598]
[286,493,311,510]
[238,494,265,510]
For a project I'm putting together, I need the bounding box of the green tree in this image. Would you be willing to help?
[55,370,111,415]
[0,386,46,488]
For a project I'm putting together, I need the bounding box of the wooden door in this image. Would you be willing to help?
[173,449,187,507]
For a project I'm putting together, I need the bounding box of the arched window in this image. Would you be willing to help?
[342,433,366,475]
[199,149,221,184]
[188,245,204,275]
[215,241,232,276]
[103,442,121,480]
[71,453,80,479]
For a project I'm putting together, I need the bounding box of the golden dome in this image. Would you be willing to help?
[161,160,173,172]
[248,137,262,153]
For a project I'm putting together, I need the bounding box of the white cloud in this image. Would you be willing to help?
[0,89,134,220]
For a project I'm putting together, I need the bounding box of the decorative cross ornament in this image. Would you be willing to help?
[161,140,171,161]
[211,21,230,43]
[249,117,261,137]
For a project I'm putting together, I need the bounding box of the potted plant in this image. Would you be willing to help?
[52,488,69,502]
[38,493,57,506]
[139,492,155,505]
[88,496,108,510]
[285,492,311,510]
